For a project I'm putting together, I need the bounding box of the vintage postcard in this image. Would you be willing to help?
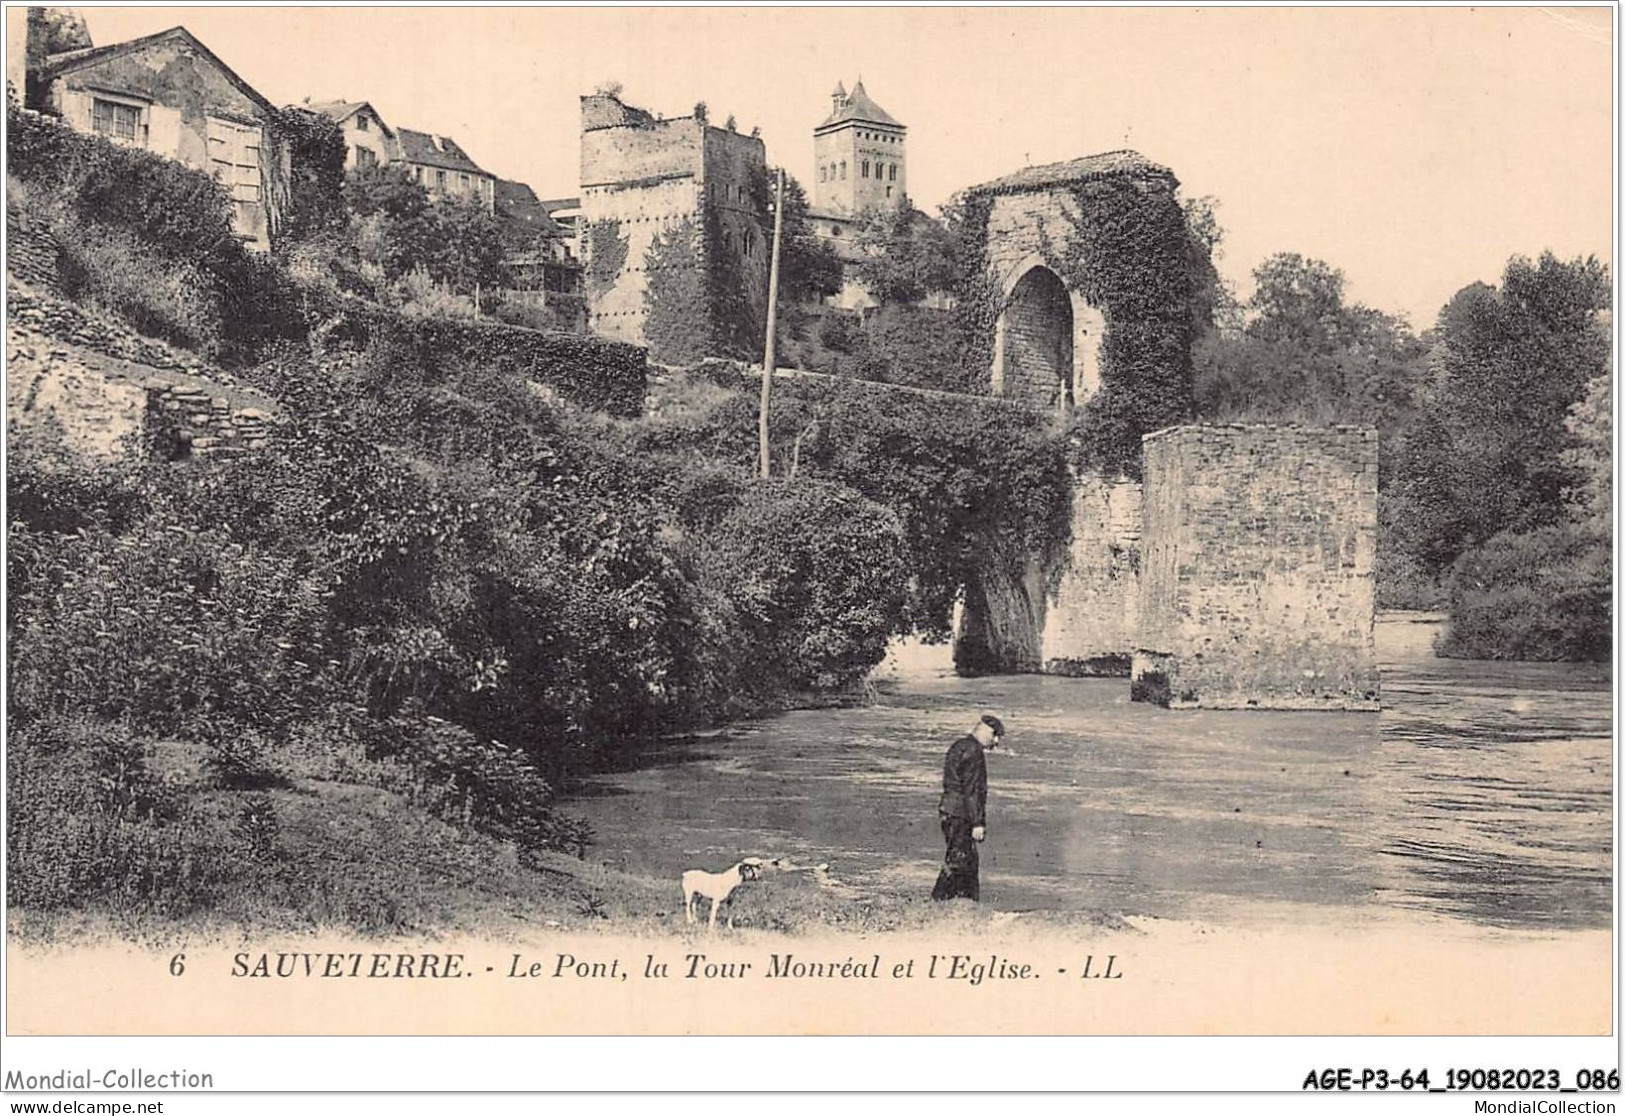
[1,2,1615,1094]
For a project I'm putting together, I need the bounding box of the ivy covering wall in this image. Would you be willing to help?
[583,218,628,301]
[947,173,1203,477]
[642,213,763,366]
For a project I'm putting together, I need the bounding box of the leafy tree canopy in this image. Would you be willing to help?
[852,201,959,306]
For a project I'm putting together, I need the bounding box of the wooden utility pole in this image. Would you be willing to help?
[758,167,785,479]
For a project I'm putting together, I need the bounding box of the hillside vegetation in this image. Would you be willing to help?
[6,107,1070,936]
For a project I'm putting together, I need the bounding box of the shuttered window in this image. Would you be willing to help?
[206,116,262,204]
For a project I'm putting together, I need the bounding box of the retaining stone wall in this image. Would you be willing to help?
[6,285,277,459]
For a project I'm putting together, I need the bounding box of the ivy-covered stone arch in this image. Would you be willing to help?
[949,150,1200,478]
[991,253,1108,412]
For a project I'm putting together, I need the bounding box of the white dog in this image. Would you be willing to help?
[682,857,767,929]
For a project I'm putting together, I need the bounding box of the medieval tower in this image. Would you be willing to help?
[807,80,906,271]
[578,92,768,355]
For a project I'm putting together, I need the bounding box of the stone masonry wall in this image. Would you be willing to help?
[7,285,276,459]
[7,207,61,293]
[983,189,1080,294]
[1131,424,1379,710]
[579,94,768,352]
[1041,473,1142,675]
[983,190,1107,408]
[581,111,705,346]
[582,177,699,343]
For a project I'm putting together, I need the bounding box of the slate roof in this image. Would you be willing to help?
[966,150,1176,195]
[817,80,903,131]
[43,26,277,117]
[394,128,491,177]
[495,179,568,247]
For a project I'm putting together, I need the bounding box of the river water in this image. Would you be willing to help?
[566,615,1612,932]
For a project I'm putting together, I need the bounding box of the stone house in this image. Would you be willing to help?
[18,19,287,249]
[578,91,768,348]
[307,100,497,210]
[302,99,393,173]
[393,127,496,209]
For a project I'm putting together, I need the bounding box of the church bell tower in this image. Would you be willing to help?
[812,78,906,217]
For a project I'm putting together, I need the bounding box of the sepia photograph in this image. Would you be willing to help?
[0,1,1616,1094]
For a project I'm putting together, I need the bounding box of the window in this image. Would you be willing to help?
[819,166,826,183]
[92,98,144,144]
[460,173,470,190]
[354,146,377,170]
[861,160,869,179]
[357,114,369,131]
[436,169,447,190]
[886,186,893,198]
[889,164,897,182]
[840,161,846,179]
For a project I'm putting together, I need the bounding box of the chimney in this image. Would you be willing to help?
[9,7,48,108]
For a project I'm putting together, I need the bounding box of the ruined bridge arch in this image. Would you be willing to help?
[967,150,1177,412]
[991,255,1105,412]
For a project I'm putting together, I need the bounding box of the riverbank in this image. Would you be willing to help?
[11,612,1610,946]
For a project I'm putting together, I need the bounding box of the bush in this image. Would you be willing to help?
[391,269,477,320]
[55,218,222,351]
[8,106,239,263]
[7,106,309,365]
[635,376,1073,640]
[702,479,908,691]
[340,305,647,416]
[368,711,590,860]
[486,291,585,334]
[854,304,985,393]
[1438,522,1610,660]
[6,717,230,915]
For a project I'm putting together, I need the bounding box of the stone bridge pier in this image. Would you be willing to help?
[954,423,1380,711]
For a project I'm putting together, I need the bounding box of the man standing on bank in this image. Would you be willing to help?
[932,714,1005,902]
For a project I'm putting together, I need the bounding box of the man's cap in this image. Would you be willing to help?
[980,714,1006,737]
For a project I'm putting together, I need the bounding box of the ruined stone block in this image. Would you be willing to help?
[1131,424,1379,711]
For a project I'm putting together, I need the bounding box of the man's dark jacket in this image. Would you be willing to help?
[938,733,987,826]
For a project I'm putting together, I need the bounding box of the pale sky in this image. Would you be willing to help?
[70,6,1616,329]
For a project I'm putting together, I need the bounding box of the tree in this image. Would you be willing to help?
[1193,252,1428,432]
[1562,371,1611,531]
[769,172,842,304]
[344,165,439,278]
[1182,194,1238,336]
[1402,252,1610,563]
[430,196,510,294]
[341,167,509,295]
[852,202,959,305]
[1246,252,1356,352]
[273,109,348,244]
